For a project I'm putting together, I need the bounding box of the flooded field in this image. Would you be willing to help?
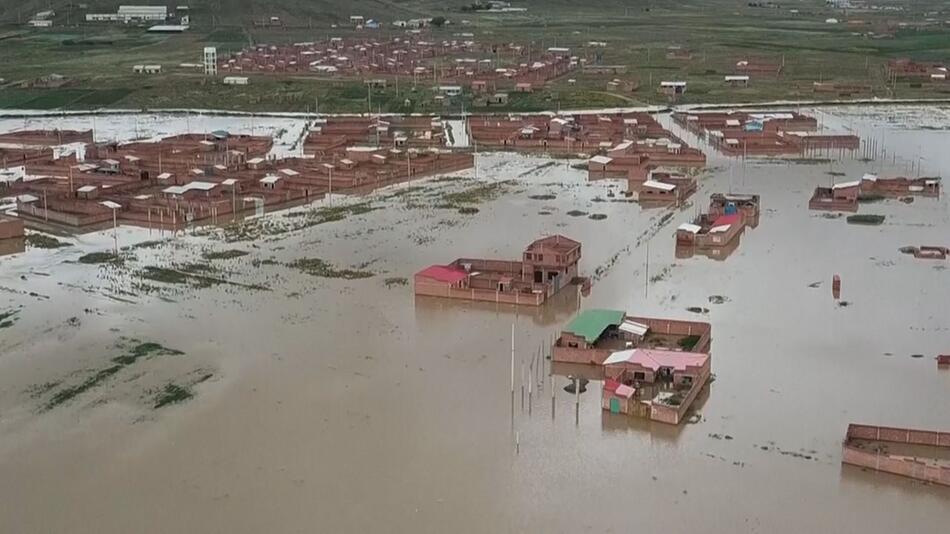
[1,105,950,533]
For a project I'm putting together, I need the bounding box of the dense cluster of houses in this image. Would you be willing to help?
[673,110,860,156]
[1,125,472,231]
[217,35,576,95]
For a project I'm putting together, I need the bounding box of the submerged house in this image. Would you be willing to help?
[552,309,711,365]
[637,170,697,205]
[676,213,744,249]
[602,348,712,424]
[414,235,581,306]
[860,174,941,198]
[708,193,761,227]
[676,191,759,251]
[808,180,860,212]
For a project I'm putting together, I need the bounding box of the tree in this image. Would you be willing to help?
[431,16,446,27]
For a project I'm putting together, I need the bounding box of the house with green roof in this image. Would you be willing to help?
[552,309,712,365]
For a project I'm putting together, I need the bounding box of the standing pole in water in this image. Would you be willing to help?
[551,371,556,419]
[574,378,580,425]
[537,345,543,392]
[521,361,526,412]
[510,324,515,418]
[528,359,533,416]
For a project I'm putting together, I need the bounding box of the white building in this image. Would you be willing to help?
[223,76,249,85]
[133,64,162,74]
[438,85,462,96]
[86,5,168,23]
[118,5,168,21]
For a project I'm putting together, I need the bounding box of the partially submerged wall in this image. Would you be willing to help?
[842,424,950,486]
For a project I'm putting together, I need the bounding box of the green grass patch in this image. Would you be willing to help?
[110,341,185,366]
[847,214,886,225]
[41,338,186,411]
[677,335,701,351]
[384,276,409,288]
[288,258,374,279]
[25,233,70,249]
[202,249,249,260]
[71,88,133,108]
[0,308,21,329]
[44,366,123,411]
[153,383,194,409]
[437,180,515,210]
[19,89,91,109]
[78,251,120,264]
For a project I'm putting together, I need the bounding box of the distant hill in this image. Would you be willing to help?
[1,1,645,27]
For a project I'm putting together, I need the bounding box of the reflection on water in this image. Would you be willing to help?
[413,283,581,327]
[675,233,743,261]
[0,237,25,257]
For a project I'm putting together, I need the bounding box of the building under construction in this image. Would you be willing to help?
[673,111,859,157]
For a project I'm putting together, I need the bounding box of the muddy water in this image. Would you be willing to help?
[1,107,949,533]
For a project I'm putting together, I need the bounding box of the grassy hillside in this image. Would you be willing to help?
[0,0,948,112]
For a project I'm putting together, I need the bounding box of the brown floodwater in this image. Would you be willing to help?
[1,106,949,533]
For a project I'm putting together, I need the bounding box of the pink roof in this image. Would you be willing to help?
[416,265,469,284]
[604,348,708,371]
[614,384,636,398]
[712,213,741,227]
[604,379,636,398]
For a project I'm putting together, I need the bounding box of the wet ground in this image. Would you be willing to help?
[1,106,949,533]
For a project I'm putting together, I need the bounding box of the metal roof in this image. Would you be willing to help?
[618,320,649,336]
[832,180,861,189]
[642,180,675,191]
[677,223,701,234]
[563,309,625,344]
[603,348,709,370]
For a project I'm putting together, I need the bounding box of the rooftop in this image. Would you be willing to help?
[526,234,581,254]
[416,264,470,284]
[603,348,709,371]
[563,309,625,344]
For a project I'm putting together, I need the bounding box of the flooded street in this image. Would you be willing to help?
[1,105,949,533]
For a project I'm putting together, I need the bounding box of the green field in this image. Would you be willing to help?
[1,0,949,112]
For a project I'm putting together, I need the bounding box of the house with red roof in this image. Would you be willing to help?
[675,192,758,259]
[413,235,582,306]
[676,212,744,249]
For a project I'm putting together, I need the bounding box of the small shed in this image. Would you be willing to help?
[488,92,509,105]
[76,185,98,200]
[223,76,249,85]
[725,75,749,87]
[260,175,283,190]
